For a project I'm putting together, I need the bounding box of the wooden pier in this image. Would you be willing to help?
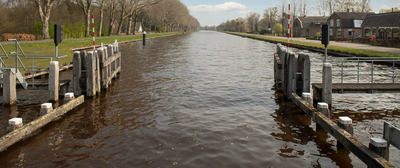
[274,43,399,168]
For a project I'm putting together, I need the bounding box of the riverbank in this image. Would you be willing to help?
[227,32,400,58]
[0,31,190,72]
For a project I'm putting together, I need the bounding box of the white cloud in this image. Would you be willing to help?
[188,2,251,15]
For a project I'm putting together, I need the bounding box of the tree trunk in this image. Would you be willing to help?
[85,12,90,37]
[99,0,104,37]
[108,17,113,36]
[127,17,133,35]
[133,17,138,35]
[41,16,50,39]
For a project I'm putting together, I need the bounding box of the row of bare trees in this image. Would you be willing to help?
[217,0,378,33]
[0,0,200,40]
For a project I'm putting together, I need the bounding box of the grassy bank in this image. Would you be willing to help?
[228,32,400,58]
[0,32,185,73]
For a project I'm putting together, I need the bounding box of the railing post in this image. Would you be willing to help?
[107,45,113,86]
[73,51,82,96]
[369,138,389,160]
[322,63,332,109]
[86,51,96,97]
[3,69,17,106]
[7,118,22,133]
[49,61,59,102]
[40,103,53,116]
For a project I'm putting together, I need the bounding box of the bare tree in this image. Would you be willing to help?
[97,0,106,36]
[106,0,118,36]
[246,12,260,32]
[35,0,57,39]
[76,0,93,37]
[358,0,372,12]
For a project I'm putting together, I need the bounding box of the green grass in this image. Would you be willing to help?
[0,32,183,73]
[228,32,400,58]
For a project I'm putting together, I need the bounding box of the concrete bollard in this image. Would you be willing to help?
[40,103,53,116]
[337,116,354,149]
[322,63,332,109]
[302,93,312,105]
[63,93,75,104]
[369,137,389,160]
[3,69,17,106]
[7,118,23,132]
[73,51,82,96]
[49,61,59,102]
[317,102,330,118]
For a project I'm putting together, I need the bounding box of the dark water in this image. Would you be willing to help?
[0,31,399,167]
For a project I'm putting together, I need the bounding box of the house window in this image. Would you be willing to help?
[306,29,309,36]
[336,19,340,27]
[330,19,334,27]
[329,29,333,37]
[337,29,342,36]
[348,31,353,37]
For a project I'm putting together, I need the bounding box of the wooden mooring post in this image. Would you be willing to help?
[72,41,122,97]
[274,44,311,99]
[274,44,397,167]
[3,69,16,106]
[48,61,59,102]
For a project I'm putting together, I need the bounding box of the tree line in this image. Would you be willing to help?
[216,0,392,34]
[0,0,200,39]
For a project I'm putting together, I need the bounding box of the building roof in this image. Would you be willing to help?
[268,23,275,29]
[361,12,400,27]
[330,12,374,28]
[296,16,328,28]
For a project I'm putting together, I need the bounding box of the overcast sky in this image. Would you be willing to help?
[180,0,400,26]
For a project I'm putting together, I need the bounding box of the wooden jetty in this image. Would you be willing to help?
[274,43,399,168]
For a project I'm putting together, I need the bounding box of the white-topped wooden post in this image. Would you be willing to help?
[3,69,16,106]
[337,116,353,149]
[317,102,330,118]
[40,103,53,116]
[369,137,389,160]
[95,51,101,93]
[7,118,23,132]
[64,93,75,104]
[302,93,312,105]
[322,63,332,109]
[73,51,82,96]
[49,61,59,102]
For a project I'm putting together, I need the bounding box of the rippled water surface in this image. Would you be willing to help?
[0,31,399,167]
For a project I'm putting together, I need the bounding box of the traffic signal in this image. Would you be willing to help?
[54,24,64,45]
[321,24,329,47]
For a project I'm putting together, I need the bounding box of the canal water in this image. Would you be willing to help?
[0,31,399,167]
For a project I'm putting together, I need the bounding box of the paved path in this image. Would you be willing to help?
[267,35,400,54]
[243,33,400,54]
[0,33,145,45]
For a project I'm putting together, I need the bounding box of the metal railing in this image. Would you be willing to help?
[0,39,68,89]
[317,57,400,93]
